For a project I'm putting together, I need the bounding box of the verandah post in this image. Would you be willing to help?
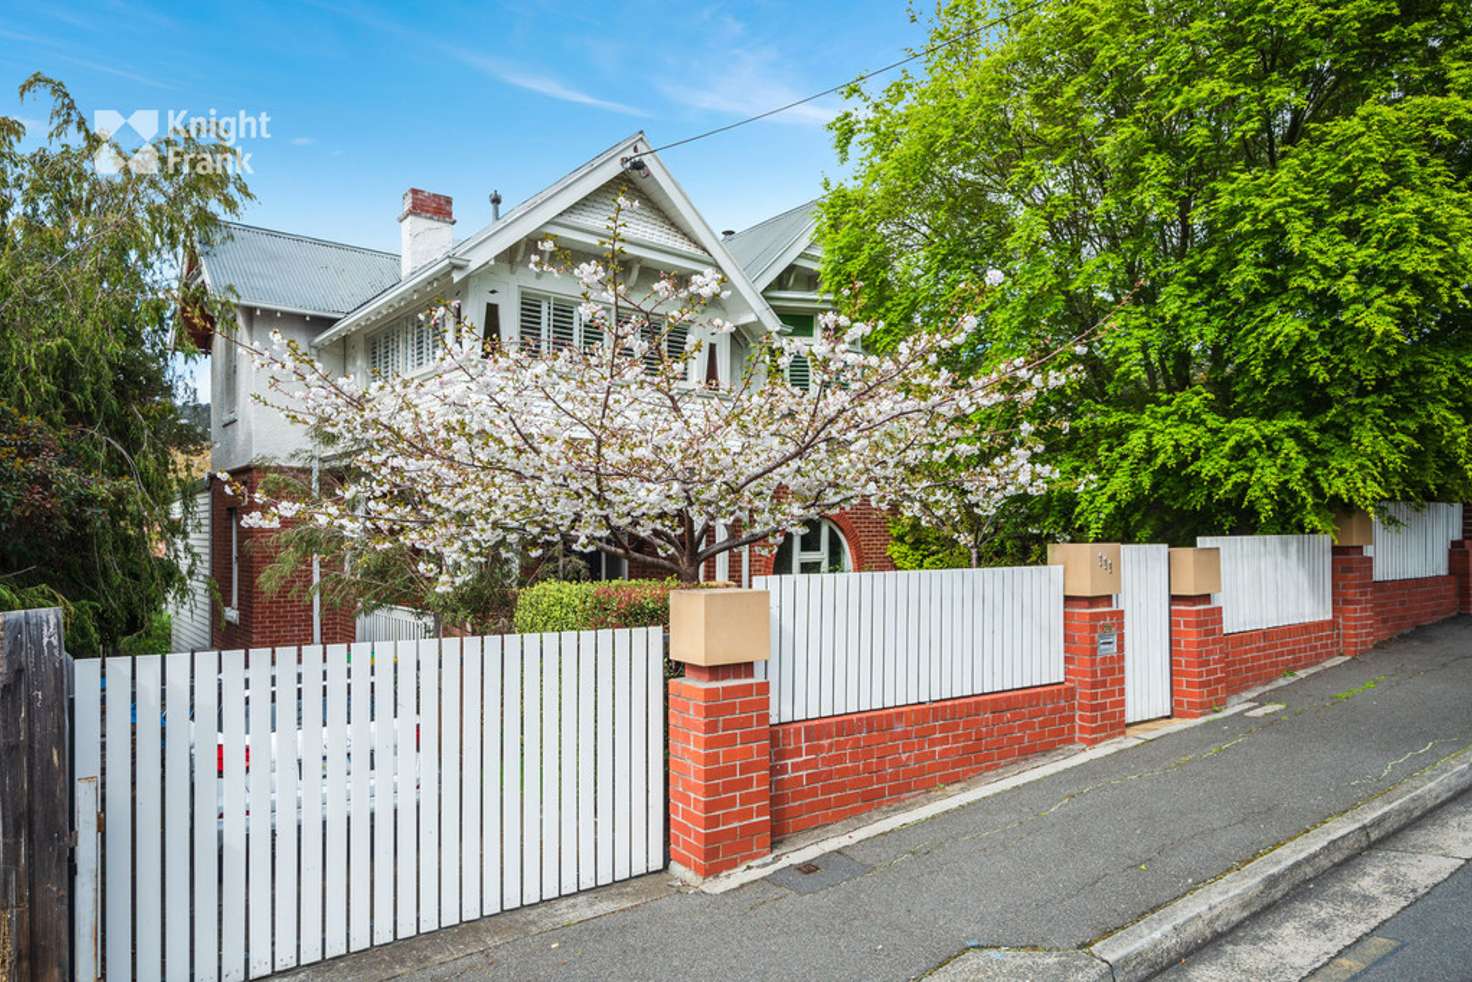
[0,607,72,982]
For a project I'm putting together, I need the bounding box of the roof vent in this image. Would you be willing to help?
[721,229,735,240]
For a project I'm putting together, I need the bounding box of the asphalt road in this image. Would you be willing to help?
[1342,862,1472,982]
[1158,791,1472,981]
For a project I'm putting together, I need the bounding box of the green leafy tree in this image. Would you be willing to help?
[0,75,249,651]
[824,0,1472,558]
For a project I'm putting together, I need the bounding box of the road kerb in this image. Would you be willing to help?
[1089,745,1472,981]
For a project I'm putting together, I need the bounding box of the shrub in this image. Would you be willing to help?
[513,578,716,633]
[119,610,173,656]
[512,579,597,633]
[588,580,672,629]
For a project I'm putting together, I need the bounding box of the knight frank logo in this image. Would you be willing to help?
[93,108,270,175]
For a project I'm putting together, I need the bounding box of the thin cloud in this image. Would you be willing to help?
[52,53,174,89]
[658,45,839,128]
[446,49,648,118]
[290,136,317,145]
[0,27,174,89]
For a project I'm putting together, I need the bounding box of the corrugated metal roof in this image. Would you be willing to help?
[199,222,401,317]
[725,200,818,288]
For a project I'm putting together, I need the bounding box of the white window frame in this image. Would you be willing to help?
[224,506,240,623]
[774,518,852,575]
[714,521,730,581]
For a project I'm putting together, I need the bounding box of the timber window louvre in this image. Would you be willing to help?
[368,314,442,377]
[520,289,693,379]
[518,290,604,354]
[786,351,812,390]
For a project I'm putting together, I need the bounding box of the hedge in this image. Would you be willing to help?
[513,578,680,633]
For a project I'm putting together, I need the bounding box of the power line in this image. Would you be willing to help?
[627,0,1051,160]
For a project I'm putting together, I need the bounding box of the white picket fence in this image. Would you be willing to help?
[72,628,665,982]
[753,567,1064,724]
[1372,502,1464,582]
[1197,534,1332,633]
[355,604,435,643]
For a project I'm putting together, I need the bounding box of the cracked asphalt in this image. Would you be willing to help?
[294,617,1472,982]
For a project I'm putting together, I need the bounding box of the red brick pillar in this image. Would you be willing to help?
[1332,545,1375,656]
[1063,596,1126,745]
[1171,594,1226,717]
[1451,541,1472,616]
[667,663,772,878]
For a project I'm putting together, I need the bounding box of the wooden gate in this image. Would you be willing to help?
[1120,544,1172,723]
[73,628,666,981]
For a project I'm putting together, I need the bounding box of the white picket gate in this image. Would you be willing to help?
[1120,544,1171,723]
[753,566,1064,724]
[72,628,666,981]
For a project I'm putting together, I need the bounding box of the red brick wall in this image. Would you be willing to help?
[1451,541,1472,615]
[768,685,1075,838]
[1370,574,1457,643]
[210,469,354,650]
[1062,596,1126,745]
[1332,545,1376,657]
[667,663,773,877]
[1221,619,1338,697]
[1335,543,1461,655]
[1171,596,1226,717]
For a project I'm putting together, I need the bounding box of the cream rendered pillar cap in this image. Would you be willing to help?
[1046,542,1121,597]
[1169,547,1221,596]
[1335,509,1375,547]
[668,588,770,667]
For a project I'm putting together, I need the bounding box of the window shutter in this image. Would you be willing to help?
[787,351,811,390]
[666,322,690,360]
[410,318,435,370]
[369,325,403,377]
[519,295,544,354]
[579,304,603,352]
[549,297,577,352]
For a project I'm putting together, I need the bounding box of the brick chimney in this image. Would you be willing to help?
[399,188,454,276]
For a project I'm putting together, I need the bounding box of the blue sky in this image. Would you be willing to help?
[1,0,926,251]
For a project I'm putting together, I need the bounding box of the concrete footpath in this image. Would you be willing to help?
[289,617,1472,982]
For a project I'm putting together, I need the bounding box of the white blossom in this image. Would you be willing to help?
[242,207,1079,581]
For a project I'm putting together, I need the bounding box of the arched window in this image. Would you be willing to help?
[773,519,851,575]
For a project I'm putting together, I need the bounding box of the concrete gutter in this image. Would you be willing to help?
[1089,745,1472,981]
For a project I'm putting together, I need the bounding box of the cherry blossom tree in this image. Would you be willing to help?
[236,196,1089,588]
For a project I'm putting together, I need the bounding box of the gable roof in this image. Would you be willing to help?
[198,222,401,318]
[726,200,819,292]
[314,132,784,347]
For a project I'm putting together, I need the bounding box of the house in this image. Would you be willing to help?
[180,133,893,651]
